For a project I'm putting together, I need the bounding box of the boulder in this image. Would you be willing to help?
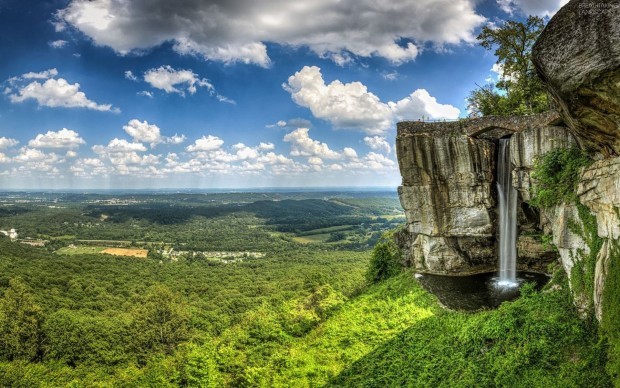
[532,0,620,155]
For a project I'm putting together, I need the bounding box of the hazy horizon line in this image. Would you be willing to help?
[0,185,398,193]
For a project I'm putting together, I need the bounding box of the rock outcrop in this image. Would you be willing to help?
[577,158,620,319]
[578,158,620,240]
[510,125,577,201]
[396,114,561,275]
[396,0,620,321]
[531,0,620,321]
[533,0,620,156]
[396,124,495,274]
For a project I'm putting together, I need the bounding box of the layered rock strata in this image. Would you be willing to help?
[533,0,620,156]
[396,114,562,275]
[532,0,620,320]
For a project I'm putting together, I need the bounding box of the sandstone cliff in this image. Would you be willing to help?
[396,114,563,275]
[396,0,620,322]
[532,0,620,320]
[533,0,620,156]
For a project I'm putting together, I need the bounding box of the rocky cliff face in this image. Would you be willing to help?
[396,0,620,321]
[531,0,620,320]
[396,114,562,275]
[577,158,620,319]
[533,0,620,156]
[396,125,495,274]
[510,125,577,202]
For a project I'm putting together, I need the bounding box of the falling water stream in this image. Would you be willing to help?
[414,136,550,310]
[497,138,518,287]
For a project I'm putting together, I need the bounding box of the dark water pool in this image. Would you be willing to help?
[416,271,550,311]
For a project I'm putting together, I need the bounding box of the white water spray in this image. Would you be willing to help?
[497,138,518,287]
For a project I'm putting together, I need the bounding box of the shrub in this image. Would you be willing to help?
[530,147,592,208]
[366,231,402,283]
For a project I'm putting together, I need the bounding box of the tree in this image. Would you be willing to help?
[366,232,402,283]
[0,277,43,361]
[43,309,129,366]
[183,344,222,387]
[131,284,191,359]
[468,16,550,116]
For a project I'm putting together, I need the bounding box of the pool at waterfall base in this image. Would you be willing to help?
[416,271,550,311]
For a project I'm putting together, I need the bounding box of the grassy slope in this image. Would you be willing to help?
[269,273,439,386]
[268,272,610,387]
[0,238,611,386]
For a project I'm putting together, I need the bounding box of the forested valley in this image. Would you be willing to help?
[0,191,610,386]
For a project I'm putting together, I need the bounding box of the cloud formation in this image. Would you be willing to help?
[283,128,341,159]
[144,66,212,96]
[28,128,85,149]
[186,135,225,152]
[123,119,186,148]
[496,0,569,16]
[49,40,68,49]
[5,69,119,112]
[56,0,485,66]
[139,66,234,103]
[364,136,391,154]
[285,66,460,134]
[0,137,19,150]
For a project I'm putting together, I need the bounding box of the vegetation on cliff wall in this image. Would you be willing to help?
[530,146,620,383]
[602,242,620,385]
[568,204,604,314]
[530,147,600,313]
[530,146,593,208]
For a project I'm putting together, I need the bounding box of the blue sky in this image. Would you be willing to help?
[0,0,566,189]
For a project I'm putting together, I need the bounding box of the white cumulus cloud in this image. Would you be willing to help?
[6,69,119,112]
[142,66,235,103]
[28,128,85,149]
[56,0,485,66]
[144,66,210,95]
[389,89,461,122]
[123,119,187,148]
[0,137,19,150]
[283,128,340,159]
[285,66,460,134]
[343,147,358,159]
[186,135,225,152]
[93,138,147,154]
[364,136,391,154]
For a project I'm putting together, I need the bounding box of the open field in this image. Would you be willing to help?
[292,233,333,244]
[102,248,148,258]
[296,224,354,236]
[56,246,106,255]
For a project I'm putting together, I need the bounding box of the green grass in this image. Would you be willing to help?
[330,275,610,387]
[55,246,107,255]
[292,234,333,244]
[296,225,355,236]
[269,273,438,386]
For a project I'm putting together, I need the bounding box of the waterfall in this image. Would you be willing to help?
[497,138,517,286]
